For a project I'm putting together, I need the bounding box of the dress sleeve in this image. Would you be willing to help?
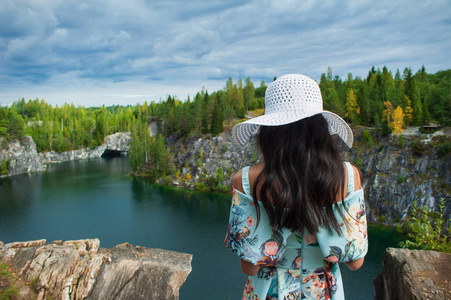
[316,189,368,263]
[224,188,292,267]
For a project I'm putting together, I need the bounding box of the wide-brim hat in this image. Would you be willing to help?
[232,74,353,148]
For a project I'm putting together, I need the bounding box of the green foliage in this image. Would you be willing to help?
[216,167,224,183]
[195,182,208,191]
[0,263,19,300]
[0,158,11,175]
[397,134,405,148]
[353,156,363,170]
[411,139,426,156]
[397,174,405,184]
[362,130,373,146]
[398,199,451,253]
[252,153,258,163]
[436,142,451,158]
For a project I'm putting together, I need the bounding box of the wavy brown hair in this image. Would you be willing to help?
[252,114,346,235]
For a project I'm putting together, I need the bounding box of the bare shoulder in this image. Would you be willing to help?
[233,169,243,193]
[351,163,362,191]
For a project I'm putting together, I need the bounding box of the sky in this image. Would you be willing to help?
[1,0,450,107]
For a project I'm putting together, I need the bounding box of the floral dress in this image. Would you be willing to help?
[225,162,368,300]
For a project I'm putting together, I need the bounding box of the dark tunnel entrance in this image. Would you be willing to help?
[101,149,127,158]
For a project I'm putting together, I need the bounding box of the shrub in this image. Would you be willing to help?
[362,130,373,146]
[411,139,426,156]
[216,167,224,183]
[397,175,405,184]
[398,199,451,253]
[0,158,11,175]
[398,134,405,148]
[437,142,451,158]
[353,156,363,170]
[195,182,207,191]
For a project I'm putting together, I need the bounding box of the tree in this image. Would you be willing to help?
[382,101,394,134]
[390,106,404,134]
[210,98,224,135]
[345,88,360,123]
[129,125,144,171]
[244,77,257,111]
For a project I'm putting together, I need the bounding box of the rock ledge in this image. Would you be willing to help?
[0,239,192,300]
[373,247,451,300]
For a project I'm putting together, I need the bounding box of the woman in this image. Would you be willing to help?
[225,74,368,299]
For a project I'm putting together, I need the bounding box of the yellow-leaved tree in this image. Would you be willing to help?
[345,89,360,123]
[403,96,413,126]
[383,101,394,125]
[390,106,405,134]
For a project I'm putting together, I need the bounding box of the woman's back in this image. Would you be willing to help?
[226,162,367,299]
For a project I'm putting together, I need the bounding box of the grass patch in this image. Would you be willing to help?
[0,263,19,300]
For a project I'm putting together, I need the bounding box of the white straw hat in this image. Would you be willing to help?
[232,74,353,148]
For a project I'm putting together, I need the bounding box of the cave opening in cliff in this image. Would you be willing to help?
[101,149,127,158]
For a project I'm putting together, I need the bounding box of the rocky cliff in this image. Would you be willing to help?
[342,127,451,224]
[0,239,192,300]
[162,128,450,224]
[0,136,45,176]
[162,132,258,190]
[0,132,131,177]
[373,248,451,300]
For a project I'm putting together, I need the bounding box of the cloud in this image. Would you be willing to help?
[1,0,450,106]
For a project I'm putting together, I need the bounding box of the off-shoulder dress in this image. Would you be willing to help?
[225,162,368,300]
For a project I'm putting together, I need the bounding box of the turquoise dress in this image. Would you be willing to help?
[225,162,368,300]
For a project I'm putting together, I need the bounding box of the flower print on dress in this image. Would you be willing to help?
[247,216,256,226]
[243,277,261,300]
[325,196,368,263]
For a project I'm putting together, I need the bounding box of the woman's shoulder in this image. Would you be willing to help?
[233,164,264,196]
[345,161,362,192]
[232,169,244,193]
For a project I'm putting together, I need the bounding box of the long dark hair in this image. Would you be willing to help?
[252,114,345,235]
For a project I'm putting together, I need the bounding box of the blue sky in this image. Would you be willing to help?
[1,0,450,107]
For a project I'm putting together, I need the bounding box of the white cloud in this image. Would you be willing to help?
[0,0,450,107]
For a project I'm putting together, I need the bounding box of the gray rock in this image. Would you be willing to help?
[0,239,192,300]
[374,248,451,300]
[0,136,45,176]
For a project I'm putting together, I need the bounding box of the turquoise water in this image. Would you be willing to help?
[0,157,404,299]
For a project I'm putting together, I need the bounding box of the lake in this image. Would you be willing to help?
[0,157,404,299]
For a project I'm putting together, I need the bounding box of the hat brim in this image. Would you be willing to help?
[232,110,353,148]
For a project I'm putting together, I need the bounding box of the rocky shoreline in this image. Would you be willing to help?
[0,239,192,300]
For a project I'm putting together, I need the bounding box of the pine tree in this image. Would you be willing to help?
[210,98,224,135]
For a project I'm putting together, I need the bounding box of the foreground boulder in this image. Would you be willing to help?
[373,247,451,300]
[0,239,192,300]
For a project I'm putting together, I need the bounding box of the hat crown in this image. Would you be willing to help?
[265,74,323,114]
